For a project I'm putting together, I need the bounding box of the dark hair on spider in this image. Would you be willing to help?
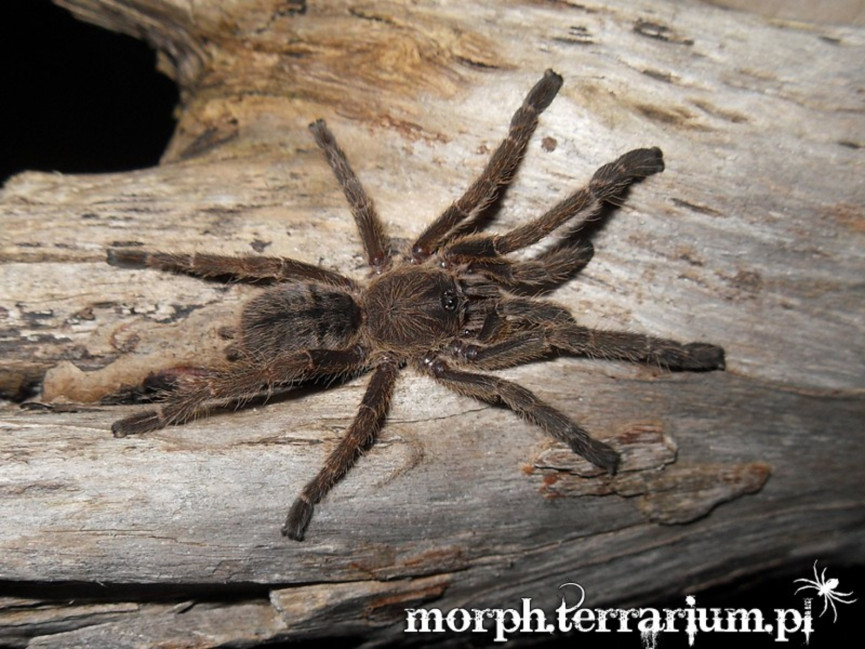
[108,70,724,541]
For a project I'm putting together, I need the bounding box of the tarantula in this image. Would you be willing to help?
[108,70,725,541]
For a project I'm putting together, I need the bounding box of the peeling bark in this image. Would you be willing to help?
[1,0,863,646]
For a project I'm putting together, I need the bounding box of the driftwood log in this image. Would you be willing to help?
[1,0,863,646]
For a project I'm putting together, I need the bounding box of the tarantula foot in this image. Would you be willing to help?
[112,409,163,437]
[587,441,620,475]
[628,146,665,176]
[570,435,620,475]
[678,343,726,372]
[591,147,665,189]
[106,248,147,269]
[618,147,665,177]
[282,497,314,541]
[530,69,564,112]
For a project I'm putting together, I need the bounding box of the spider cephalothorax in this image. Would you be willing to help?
[108,70,725,541]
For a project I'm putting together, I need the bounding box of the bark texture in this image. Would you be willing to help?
[1,0,863,646]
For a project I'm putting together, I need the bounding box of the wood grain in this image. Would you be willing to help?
[1,0,863,646]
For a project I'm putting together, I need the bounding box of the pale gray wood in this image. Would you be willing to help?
[1,0,863,646]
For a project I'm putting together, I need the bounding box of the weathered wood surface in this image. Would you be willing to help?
[1,0,864,646]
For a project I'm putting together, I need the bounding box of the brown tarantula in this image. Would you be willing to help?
[108,70,724,541]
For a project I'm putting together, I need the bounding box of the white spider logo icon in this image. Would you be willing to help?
[794,560,857,622]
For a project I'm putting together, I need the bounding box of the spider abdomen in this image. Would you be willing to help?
[109,70,726,543]
[239,284,362,355]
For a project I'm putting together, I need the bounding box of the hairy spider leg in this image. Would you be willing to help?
[106,69,726,543]
[437,147,662,293]
[411,69,564,262]
[421,355,619,473]
[111,348,366,437]
[283,360,399,541]
[452,297,725,372]
[309,119,391,273]
[106,249,356,289]
[441,147,664,262]
[455,239,596,291]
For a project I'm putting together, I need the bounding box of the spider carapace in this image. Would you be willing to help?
[108,70,725,541]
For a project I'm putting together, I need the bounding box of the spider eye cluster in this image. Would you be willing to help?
[441,289,458,312]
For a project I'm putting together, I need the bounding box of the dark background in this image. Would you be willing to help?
[1,1,861,647]
[1,0,177,183]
